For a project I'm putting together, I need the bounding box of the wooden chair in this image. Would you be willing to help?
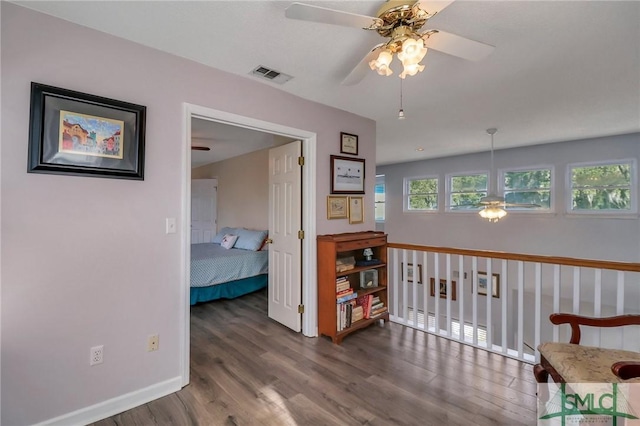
[534,313,640,384]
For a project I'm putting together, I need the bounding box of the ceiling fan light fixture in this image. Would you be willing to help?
[399,62,425,79]
[369,50,393,76]
[397,37,427,65]
[478,205,507,223]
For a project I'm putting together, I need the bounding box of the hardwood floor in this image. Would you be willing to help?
[93,289,538,425]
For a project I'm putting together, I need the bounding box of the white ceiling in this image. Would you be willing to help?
[19,1,640,165]
[191,118,295,168]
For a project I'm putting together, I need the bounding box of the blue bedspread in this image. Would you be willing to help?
[191,243,268,288]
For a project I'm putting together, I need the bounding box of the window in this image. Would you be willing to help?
[404,177,438,211]
[447,172,487,210]
[501,167,552,210]
[568,160,636,213]
[375,181,385,221]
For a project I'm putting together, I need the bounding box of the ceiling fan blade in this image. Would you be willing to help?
[414,0,455,16]
[422,30,494,61]
[285,2,382,29]
[341,44,385,86]
[191,146,211,151]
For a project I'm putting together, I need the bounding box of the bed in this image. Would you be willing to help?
[190,228,269,305]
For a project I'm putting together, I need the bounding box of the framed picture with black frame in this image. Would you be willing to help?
[28,82,146,180]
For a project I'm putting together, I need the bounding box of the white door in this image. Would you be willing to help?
[268,141,302,332]
[191,179,217,244]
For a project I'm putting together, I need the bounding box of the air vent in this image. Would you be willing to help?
[250,65,293,85]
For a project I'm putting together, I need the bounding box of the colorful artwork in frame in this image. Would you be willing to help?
[28,82,146,180]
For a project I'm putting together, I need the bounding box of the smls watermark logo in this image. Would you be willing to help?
[538,382,640,425]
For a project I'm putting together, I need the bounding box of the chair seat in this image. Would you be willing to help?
[539,342,640,383]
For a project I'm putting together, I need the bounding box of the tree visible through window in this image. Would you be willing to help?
[448,173,487,210]
[570,162,633,211]
[405,177,438,211]
[503,168,552,209]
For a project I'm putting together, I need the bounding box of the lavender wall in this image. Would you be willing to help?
[0,3,375,424]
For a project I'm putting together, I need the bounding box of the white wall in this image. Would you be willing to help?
[378,133,640,262]
[192,148,269,231]
[0,4,376,425]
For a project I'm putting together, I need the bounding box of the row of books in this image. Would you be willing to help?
[337,302,364,331]
[356,294,388,319]
[337,293,388,331]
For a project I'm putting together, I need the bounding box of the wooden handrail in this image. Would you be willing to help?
[388,242,640,272]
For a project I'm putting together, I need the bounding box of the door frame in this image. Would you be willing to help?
[180,103,317,386]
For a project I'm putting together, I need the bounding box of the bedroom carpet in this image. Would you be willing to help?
[92,288,538,425]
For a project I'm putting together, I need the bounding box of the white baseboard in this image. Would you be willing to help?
[33,376,183,426]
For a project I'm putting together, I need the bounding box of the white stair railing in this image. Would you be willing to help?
[387,243,640,364]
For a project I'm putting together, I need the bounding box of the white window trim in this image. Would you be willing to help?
[566,158,637,217]
[374,176,386,223]
[498,164,555,213]
[445,170,488,213]
[403,175,440,213]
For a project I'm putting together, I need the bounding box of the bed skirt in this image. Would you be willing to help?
[190,274,268,305]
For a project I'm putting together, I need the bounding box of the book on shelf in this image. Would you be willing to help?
[336,281,350,292]
[336,288,353,297]
[336,276,349,283]
[370,306,388,318]
[336,292,358,304]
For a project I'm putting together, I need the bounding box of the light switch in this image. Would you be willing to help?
[166,218,176,234]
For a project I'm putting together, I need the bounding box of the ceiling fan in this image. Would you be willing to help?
[285,0,495,85]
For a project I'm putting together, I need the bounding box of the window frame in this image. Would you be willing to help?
[445,170,488,213]
[498,164,555,213]
[374,176,386,223]
[403,175,439,213]
[566,159,637,216]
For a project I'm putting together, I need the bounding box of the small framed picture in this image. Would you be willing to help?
[348,196,364,224]
[340,132,358,155]
[401,263,422,284]
[326,195,348,219]
[331,155,365,194]
[360,269,378,289]
[476,272,500,298]
[430,278,457,300]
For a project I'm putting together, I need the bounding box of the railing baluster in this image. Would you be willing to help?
[534,263,541,364]
[402,250,408,323]
[459,255,465,343]
[423,251,429,331]
[617,271,625,348]
[393,248,399,320]
[412,250,418,327]
[446,254,452,337]
[501,260,507,354]
[573,267,581,314]
[434,252,440,333]
[517,261,524,358]
[486,259,492,350]
[472,257,478,346]
[594,268,602,347]
[553,265,560,342]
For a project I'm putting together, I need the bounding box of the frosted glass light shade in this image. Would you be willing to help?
[369,50,393,76]
[478,206,507,223]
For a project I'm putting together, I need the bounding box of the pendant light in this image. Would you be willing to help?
[478,128,507,223]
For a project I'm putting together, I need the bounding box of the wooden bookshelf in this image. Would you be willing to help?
[317,231,388,344]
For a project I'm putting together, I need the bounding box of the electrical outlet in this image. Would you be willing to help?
[90,345,104,366]
[147,334,159,352]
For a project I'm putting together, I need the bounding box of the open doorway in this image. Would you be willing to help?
[179,103,318,386]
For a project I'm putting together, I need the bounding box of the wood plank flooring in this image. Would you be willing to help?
[93,289,538,425]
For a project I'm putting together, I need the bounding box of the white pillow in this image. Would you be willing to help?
[220,234,238,249]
